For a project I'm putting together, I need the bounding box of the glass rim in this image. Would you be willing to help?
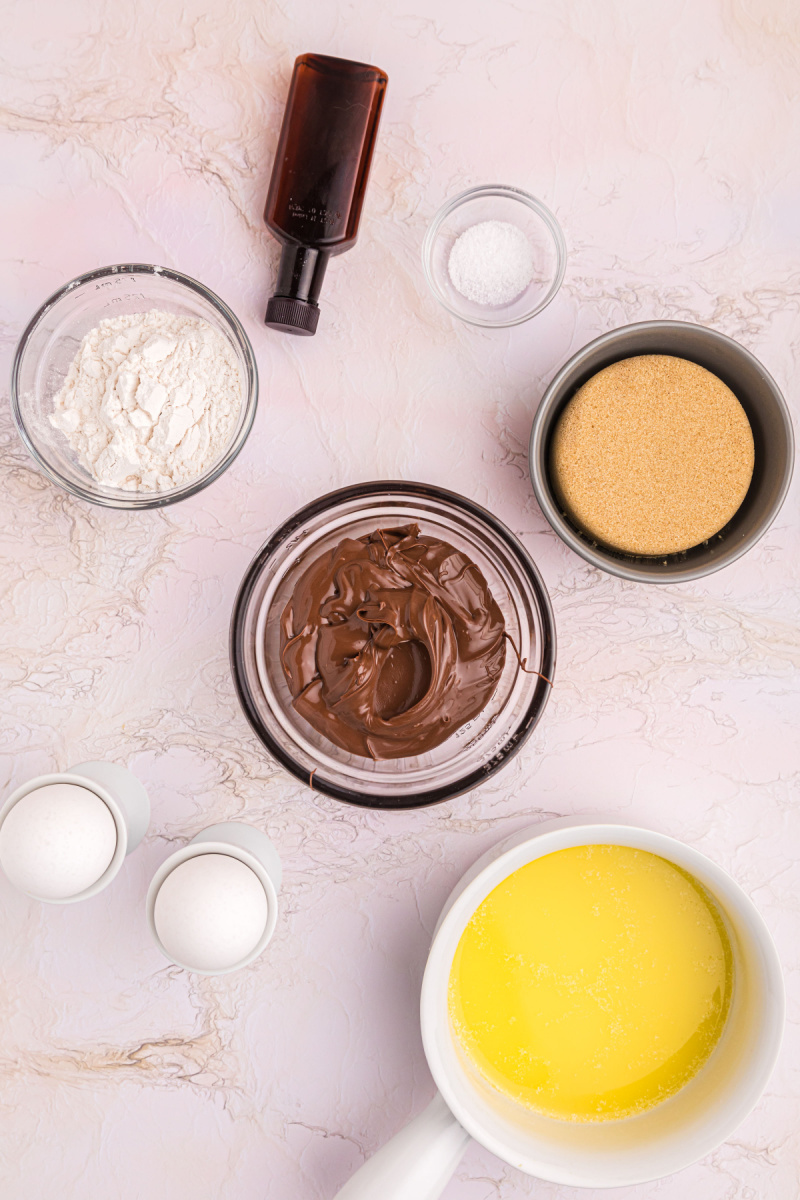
[10,262,259,510]
[229,479,557,809]
[421,184,567,328]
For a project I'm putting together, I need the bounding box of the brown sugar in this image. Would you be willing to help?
[550,354,755,556]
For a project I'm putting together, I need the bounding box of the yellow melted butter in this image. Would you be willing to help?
[449,845,733,1122]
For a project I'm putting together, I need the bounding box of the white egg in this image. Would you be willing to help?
[153,853,269,972]
[0,783,118,900]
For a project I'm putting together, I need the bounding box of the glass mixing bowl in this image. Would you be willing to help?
[11,264,258,509]
[422,185,566,328]
[230,482,556,809]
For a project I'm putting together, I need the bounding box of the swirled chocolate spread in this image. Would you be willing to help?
[280,524,506,759]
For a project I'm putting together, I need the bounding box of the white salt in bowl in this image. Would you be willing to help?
[11,264,258,509]
[422,185,566,328]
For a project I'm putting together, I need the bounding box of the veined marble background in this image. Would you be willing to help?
[1,1,798,1197]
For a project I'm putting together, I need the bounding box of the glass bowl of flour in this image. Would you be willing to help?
[11,264,258,508]
[422,185,566,328]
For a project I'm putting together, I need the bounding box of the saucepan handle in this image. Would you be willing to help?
[333,1092,472,1200]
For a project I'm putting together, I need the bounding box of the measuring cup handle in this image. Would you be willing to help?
[332,1092,471,1200]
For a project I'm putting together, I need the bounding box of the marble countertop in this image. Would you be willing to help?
[1,1,798,1197]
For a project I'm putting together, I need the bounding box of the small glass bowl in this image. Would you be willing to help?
[11,264,258,509]
[230,481,556,809]
[422,185,566,328]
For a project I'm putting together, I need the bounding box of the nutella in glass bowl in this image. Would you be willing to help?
[231,482,556,809]
[280,522,507,759]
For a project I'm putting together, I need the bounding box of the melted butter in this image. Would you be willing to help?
[449,845,733,1122]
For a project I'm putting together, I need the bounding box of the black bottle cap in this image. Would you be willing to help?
[265,245,329,336]
[265,296,320,335]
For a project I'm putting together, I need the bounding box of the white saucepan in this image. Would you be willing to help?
[334,817,784,1198]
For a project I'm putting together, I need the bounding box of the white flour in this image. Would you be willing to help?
[50,310,242,491]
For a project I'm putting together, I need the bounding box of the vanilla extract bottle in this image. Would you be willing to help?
[263,53,388,336]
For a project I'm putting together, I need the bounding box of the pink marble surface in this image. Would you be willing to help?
[1,1,799,1197]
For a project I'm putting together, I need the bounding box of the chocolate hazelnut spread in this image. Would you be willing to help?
[279,524,506,759]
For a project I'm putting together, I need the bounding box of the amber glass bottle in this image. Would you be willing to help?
[263,53,388,336]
